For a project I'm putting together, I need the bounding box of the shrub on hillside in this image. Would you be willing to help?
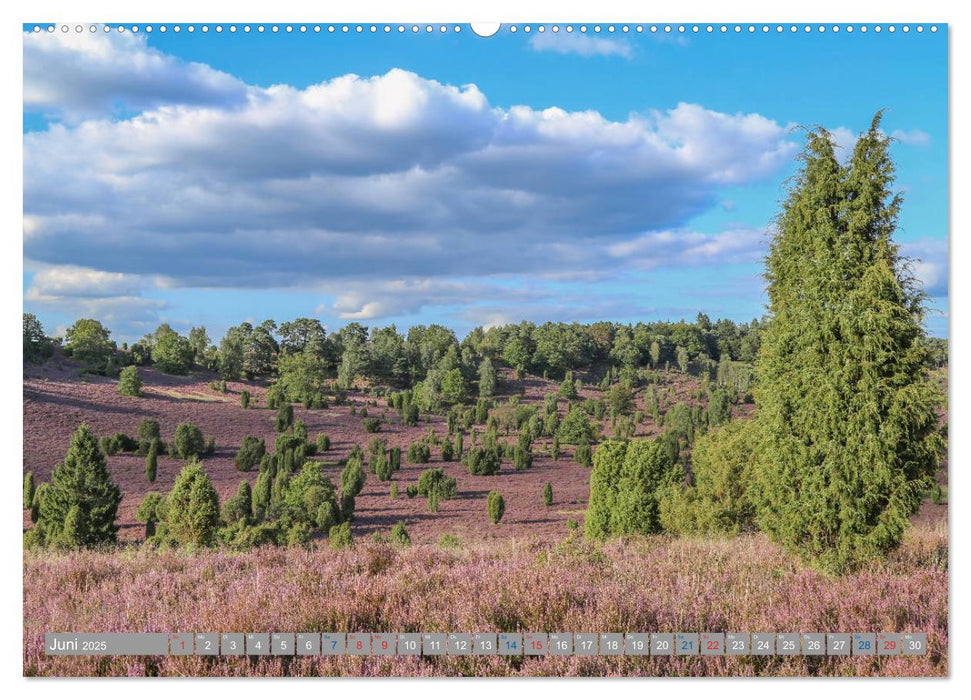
[23,471,35,510]
[135,492,166,539]
[514,446,532,471]
[234,436,266,472]
[155,461,220,548]
[173,422,205,460]
[487,491,505,524]
[145,439,159,483]
[406,442,431,464]
[574,440,592,467]
[374,449,393,482]
[585,438,682,540]
[275,404,294,433]
[659,420,761,536]
[558,371,578,400]
[417,468,457,500]
[463,445,501,476]
[136,419,162,454]
[221,481,253,525]
[329,522,353,550]
[440,439,454,462]
[390,521,411,547]
[118,366,142,397]
[558,405,596,445]
[100,432,138,456]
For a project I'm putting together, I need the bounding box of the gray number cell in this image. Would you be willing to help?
[246,633,269,656]
[575,633,598,656]
[600,633,623,656]
[725,633,750,656]
[498,633,522,656]
[751,633,775,656]
[297,633,320,656]
[853,633,876,656]
[878,633,901,656]
[320,633,346,655]
[701,632,724,656]
[676,633,699,655]
[448,633,471,655]
[524,632,548,655]
[348,633,371,655]
[625,633,650,656]
[827,633,851,656]
[473,633,497,655]
[397,633,422,656]
[423,633,447,656]
[549,633,573,656]
[651,633,674,656]
[221,633,244,656]
[272,633,295,655]
[902,633,927,656]
[777,633,800,655]
[802,633,825,656]
[195,633,218,656]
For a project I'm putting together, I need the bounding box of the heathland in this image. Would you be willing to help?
[22,118,949,677]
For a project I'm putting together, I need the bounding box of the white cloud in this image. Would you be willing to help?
[828,126,858,159]
[325,279,538,320]
[24,291,167,331]
[24,263,168,333]
[24,29,248,119]
[24,62,796,289]
[27,264,144,298]
[607,227,768,268]
[891,129,931,147]
[900,238,948,297]
[830,125,931,160]
[23,33,804,331]
[528,32,632,58]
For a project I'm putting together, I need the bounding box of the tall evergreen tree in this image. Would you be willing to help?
[478,357,497,398]
[35,424,121,548]
[754,115,941,573]
[160,461,220,548]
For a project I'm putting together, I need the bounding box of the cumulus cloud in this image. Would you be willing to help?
[607,227,768,268]
[900,238,948,297]
[24,66,796,290]
[23,33,804,331]
[459,299,703,328]
[25,289,167,332]
[24,29,248,119]
[891,129,931,147]
[325,279,538,320]
[27,264,145,298]
[23,263,167,331]
[528,32,632,58]
[830,125,931,160]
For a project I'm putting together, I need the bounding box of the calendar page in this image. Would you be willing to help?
[21,15,949,680]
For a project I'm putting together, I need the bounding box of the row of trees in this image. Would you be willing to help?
[27,311,769,384]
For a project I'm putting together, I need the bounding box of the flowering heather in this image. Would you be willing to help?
[23,519,947,677]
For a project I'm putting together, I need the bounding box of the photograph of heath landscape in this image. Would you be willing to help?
[22,23,947,677]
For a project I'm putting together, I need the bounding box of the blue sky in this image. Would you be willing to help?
[22,24,948,343]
